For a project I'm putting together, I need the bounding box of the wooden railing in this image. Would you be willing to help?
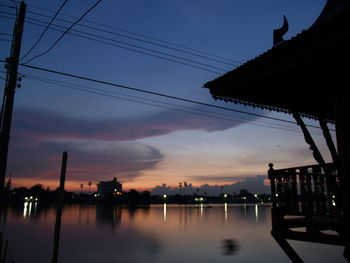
[268,163,340,217]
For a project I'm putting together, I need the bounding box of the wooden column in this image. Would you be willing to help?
[334,92,350,261]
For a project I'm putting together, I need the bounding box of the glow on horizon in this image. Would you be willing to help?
[8,121,333,193]
[1,1,329,193]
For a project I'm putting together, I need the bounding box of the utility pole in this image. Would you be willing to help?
[0,1,26,193]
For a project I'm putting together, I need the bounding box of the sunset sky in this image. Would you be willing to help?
[0,0,334,192]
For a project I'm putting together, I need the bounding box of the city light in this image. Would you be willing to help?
[24,196,38,202]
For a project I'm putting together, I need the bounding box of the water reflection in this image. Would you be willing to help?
[96,204,122,228]
[224,203,228,221]
[1,204,346,263]
[222,239,239,256]
[23,201,38,218]
[163,203,167,222]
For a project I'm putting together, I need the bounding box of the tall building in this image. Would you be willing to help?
[97,178,122,197]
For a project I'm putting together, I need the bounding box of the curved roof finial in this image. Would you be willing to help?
[273,15,289,46]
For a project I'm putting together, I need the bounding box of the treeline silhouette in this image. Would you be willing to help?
[5,184,271,205]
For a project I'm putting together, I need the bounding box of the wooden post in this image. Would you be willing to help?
[334,93,350,261]
[268,163,283,230]
[292,112,328,173]
[271,231,304,263]
[51,151,68,263]
[268,163,276,208]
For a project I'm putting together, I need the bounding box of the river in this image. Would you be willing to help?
[0,203,345,262]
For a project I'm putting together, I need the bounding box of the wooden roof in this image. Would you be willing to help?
[204,2,350,121]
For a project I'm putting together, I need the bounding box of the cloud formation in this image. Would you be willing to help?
[13,106,256,141]
[9,106,260,188]
[8,134,164,183]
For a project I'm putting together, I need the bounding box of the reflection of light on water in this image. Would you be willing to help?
[23,202,28,217]
[243,203,247,215]
[33,202,37,215]
[163,203,167,222]
[23,202,32,218]
[23,201,38,218]
[200,203,203,218]
[255,205,259,222]
[113,207,118,223]
[8,204,345,263]
[224,203,228,221]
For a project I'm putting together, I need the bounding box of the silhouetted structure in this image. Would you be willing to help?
[51,151,68,263]
[204,0,350,261]
[0,1,26,195]
[97,178,122,197]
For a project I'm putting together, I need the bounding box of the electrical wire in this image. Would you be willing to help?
[0,7,333,133]
[23,0,102,64]
[20,0,68,62]
[25,3,242,65]
[0,12,226,74]
[22,14,228,72]
[25,74,322,135]
[24,18,225,74]
[0,4,239,71]
[26,9,239,67]
[16,62,331,132]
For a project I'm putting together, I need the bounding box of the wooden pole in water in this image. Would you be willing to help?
[51,151,68,263]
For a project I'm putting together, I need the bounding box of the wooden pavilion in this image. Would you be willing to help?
[204,0,350,261]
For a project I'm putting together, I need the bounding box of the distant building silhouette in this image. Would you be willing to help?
[97,178,122,197]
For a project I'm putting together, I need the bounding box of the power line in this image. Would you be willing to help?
[24,74,293,127]
[17,62,329,131]
[23,0,102,64]
[3,2,237,66]
[21,14,228,72]
[25,9,239,67]
[0,12,225,74]
[22,16,225,74]
[25,3,242,65]
[25,74,319,135]
[20,0,68,62]
[1,4,238,72]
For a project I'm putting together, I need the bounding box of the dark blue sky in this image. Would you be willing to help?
[0,0,332,191]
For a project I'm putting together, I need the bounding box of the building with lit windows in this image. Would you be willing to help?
[97,178,122,197]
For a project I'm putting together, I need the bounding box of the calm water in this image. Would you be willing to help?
[0,203,346,263]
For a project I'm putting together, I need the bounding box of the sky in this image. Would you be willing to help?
[0,0,334,193]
